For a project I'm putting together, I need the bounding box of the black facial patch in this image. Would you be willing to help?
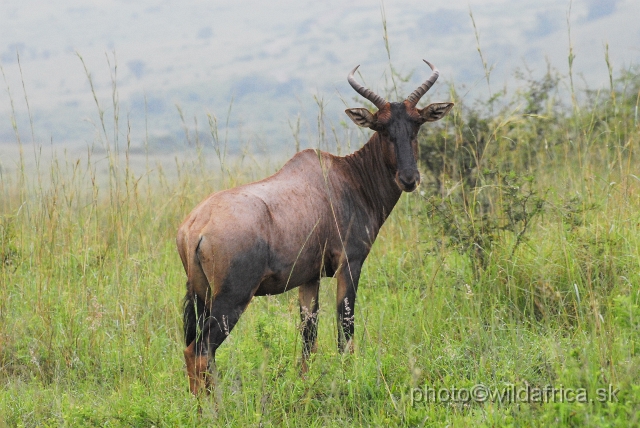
[385,102,419,173]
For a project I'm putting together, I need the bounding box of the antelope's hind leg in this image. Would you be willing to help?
[184,288,256,395]
[298,279,320,374]
[184,251,265,395]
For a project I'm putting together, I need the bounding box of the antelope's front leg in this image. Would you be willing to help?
[336,261,362,353]
[298,280,320,374]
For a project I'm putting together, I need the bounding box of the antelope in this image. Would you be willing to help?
[177,60,454,395]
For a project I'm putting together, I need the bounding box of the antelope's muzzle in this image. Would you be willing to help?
[396,170,421,192]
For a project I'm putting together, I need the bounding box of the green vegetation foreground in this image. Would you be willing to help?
[1,64,640,426]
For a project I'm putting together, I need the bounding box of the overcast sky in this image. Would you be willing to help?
[1,0,638,149]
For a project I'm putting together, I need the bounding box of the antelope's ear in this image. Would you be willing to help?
[418,102,454,122]
[345,108,376,128]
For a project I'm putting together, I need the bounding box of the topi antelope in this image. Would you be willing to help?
[177,60,454,395]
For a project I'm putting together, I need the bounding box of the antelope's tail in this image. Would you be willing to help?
[178,229,210,347]
[183,289,206,346]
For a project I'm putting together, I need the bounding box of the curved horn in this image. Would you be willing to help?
[347,65,388,109]
[406,60,440,106]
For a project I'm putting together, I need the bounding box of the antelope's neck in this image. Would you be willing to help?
[343,133,402,230]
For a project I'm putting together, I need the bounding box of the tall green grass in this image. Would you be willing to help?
[1,49,639,426]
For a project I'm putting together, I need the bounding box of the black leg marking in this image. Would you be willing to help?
[299,280,320,362]
[336,261,361,353]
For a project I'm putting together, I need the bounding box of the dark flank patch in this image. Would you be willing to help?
[254,242,321,296]
[216,238,271,301]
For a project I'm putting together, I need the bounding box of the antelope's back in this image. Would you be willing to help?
[177,149,347,287]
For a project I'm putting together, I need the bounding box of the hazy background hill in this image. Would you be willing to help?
[1,0,639,154]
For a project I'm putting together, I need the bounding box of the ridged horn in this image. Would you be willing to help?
[347,65,388,109]
[406,60,440,106]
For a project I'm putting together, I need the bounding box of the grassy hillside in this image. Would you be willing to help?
[1,62,639,427]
